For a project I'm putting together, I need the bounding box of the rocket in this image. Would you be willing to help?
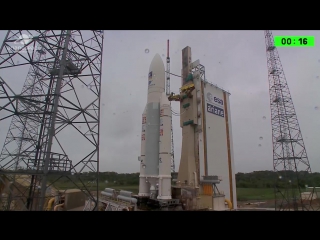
[138,53,172,200]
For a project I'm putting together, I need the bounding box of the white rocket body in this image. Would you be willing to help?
[138,54,172,200]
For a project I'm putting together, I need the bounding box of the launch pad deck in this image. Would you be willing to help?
[133,195,181,210]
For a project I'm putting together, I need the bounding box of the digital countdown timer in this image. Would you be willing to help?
[274,36,315,47]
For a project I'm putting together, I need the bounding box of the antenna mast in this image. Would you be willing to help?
[166,40,175,172]
[166,40,170,96]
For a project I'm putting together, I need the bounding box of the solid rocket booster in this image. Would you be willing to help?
[138,54,172,199]
[138,106,148,196]
[158,92,172,199]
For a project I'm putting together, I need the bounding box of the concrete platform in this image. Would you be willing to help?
[67,206,85,211]
[237,208,275,211]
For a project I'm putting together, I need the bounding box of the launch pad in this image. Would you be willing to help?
[93,173,226,211]
[134,195,181,211]
[130,174,227,211]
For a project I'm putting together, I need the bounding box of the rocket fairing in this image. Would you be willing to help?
[138,54,172,200]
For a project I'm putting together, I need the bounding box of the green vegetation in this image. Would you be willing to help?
[102,184,139,194]
[49,170,320,201]
[235,170,320,201]
[237,188,275,201]
[48,172,139,191]
[236,170,320,188]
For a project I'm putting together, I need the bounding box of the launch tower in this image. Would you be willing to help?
[168,46,237,210]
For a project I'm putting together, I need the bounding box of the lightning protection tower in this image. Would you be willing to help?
[0,30,104,211]
[264,30,314,211]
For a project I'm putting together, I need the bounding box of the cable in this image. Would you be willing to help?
[165,71,182,78]
[171,108,186,116]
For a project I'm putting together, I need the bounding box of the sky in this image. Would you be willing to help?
[0,30,319,174]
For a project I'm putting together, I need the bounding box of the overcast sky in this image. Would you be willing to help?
[0,30,319,174]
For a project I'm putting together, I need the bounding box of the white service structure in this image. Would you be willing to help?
[138,54,172,200]
[194,75,237,208]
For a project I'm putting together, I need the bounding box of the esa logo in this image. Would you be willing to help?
[206,92,223,106]
[207,103,224,117]
[214,97,223,105]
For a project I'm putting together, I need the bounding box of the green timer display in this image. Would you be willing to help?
[274,36,315,47]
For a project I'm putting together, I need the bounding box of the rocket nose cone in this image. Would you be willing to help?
[147,53,165,92]
[153,53,162,60]
[152,53,162,61]
[149,53,165,72]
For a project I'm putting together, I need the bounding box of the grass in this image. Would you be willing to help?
[103,184,139,193]
[53,181,139,193]
[236,188,275,201]
[236,188,301,201]
[52,182,295,202]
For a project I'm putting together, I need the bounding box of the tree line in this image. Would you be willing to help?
[69,170,320,188]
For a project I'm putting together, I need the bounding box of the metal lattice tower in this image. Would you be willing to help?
[264,30,314,211]
[170,118,175,172]
[0,30,104,211]
[165,40,175,172]
[0,39,49,210]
